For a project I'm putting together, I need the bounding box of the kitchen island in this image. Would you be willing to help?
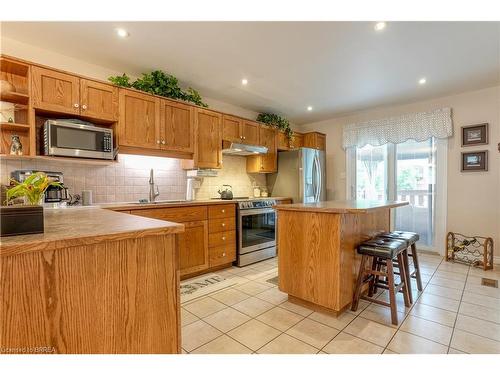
[275,200,408,314]
[0,207,184,354]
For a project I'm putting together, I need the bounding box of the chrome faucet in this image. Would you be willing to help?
[149,169,160,203]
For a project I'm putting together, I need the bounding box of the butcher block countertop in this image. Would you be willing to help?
[0,207,184,257]
[274,200,408,214]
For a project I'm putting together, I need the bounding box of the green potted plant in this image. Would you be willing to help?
[1,172,62,236]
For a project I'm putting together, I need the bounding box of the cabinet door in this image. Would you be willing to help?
[277,131,290,150]
[260,125,277,172]
[80,79,118,121]
[161,99,194,153]
[241,121,260,145]
[195,109,222,169]
[222,115,242,143]
[178,220,209,277]
[32,66,80,115]
[118,89,160,150]
[304,132,326,150]
[290,132,304,149]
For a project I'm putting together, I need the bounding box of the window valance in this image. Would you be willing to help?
[342,107,453,149]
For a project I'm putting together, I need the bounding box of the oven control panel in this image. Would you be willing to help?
[238,199,276,210]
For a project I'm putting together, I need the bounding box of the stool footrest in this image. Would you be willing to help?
[360,296,391,307]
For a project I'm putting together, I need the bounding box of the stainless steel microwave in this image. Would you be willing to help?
[43,120,114,160]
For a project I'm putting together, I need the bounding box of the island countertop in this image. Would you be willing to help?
[0,207,185,257]
[274,199,408,214]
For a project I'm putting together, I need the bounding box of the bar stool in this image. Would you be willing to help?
[378,231,423,293]
[351,237,411,325]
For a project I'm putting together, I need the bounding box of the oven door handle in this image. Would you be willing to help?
[239,208,275,216]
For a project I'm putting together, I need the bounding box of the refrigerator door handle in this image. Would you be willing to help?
[313,153,321,202]
[316,154,322,201]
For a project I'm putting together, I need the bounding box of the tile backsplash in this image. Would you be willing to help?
[1,154,267,203]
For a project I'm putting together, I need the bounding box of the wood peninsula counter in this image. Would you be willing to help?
[275,200,408,314]
[0,207,184,354]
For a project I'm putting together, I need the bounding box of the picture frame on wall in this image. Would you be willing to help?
[461,151,488,172]
[461,123,488,146]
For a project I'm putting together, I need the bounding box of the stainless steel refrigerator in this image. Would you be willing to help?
[267,148,326,203]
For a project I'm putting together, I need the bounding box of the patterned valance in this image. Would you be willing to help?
[342,107,453,149]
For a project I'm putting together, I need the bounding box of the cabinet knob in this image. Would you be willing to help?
[161,140,166,145]
[222,236,226,241]
[156,140,160,144]
[221,223,225,227]
[221,209,225,213]
[243,136,246,140]
[222,252,226,257]
[74,103,79,108]
[82,104,87,110]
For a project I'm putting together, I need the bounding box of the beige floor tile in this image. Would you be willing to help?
[350,299,370,315]
[465,282,500,299]
[181,348,188,354]
[256,306,303,331]
[360,303,406,327]
[227,319,281,351]
[462,291,500,310]
[377,290,413,313]
[468,267,500,279]
[279,301,314,317]
[232,296,274,317]
[203,307,251,333]
[181,308,199,327]
[183,297,227,318]
[424,284,463,301]
[387,331,448,354]
[191,335,252,354]
[400,315,453,345]
[344,316,397,347]
[429,276,465,290]
[235,281,273,295]
[286,318,340,349]
[437,262,469,274]
[410,302,457,327]
[211,288,251,306]
[309,310,356,330]
[451,329,500,354]
[383,349,398,354]
[459,301,500,324]
[257,333,318,354]
[323,332,384,354]
[419,292,460,312]
[434,270,468,282]
[181,320,222,352]
[455,314,500,341]
[255,287,288,305]
[448,348,467,354]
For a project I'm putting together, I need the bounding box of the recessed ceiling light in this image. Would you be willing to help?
[419,78,427,85]
[241,78,248,85]
[307,106,313,111]
[116,28,129,38]
[374,22,386,31]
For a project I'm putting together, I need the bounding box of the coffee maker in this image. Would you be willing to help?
[10,170,69,203]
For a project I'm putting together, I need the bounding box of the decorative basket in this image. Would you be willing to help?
[446,232,494,270]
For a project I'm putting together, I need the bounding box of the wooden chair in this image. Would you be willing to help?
[351,238,411,325]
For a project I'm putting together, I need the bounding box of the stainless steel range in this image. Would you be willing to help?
[237,198,276,266]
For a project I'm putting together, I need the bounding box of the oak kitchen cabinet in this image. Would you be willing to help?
[160,99,195,153]
[303,131,326,151]
[193,108,223,169]
[290,132,304,149]
[246,125,277,173]
[32,66,118,121]
[222,115,260,145]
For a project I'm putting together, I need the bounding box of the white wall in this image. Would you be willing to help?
[299,86,500,251]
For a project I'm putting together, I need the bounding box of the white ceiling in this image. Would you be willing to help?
[2,22,499,124]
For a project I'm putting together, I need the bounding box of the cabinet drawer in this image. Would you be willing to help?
[208,204,235,219]
[132,206,207,222]
[209,230,236,248]
[209,217,236,233]
[209,245,236,267]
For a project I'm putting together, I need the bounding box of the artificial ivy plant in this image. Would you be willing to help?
[108,70,208,107]
[256,113,293,139]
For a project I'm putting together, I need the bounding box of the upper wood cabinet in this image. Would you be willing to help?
[194,108,222,169]
[160,99,194,153]
[80,79,118,121]
[32,66,118,121]
[222,116,260,145]
[32,66,80,115]
[277,131,290,150]
[303,132,326,151]
[290,132,304,149]
[118,89,161,150]
[247,125,277,173]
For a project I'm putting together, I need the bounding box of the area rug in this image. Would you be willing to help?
[180,273,237,304]
[266,276,279,286]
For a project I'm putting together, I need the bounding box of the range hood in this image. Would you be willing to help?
[221,141,268,156]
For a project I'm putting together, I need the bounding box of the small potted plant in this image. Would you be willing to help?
[0,172,62,236]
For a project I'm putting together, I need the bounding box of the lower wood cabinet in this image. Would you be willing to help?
[209,245,236,268]
[178,220,209,276]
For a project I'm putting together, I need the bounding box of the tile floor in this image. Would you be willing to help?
[181,253,500,354]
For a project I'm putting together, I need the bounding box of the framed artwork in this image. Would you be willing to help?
[461,151,488,172]
[462,123,488,146]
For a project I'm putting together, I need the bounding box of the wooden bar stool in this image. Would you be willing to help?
[351,238,411,325]
[379,231,423,292]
